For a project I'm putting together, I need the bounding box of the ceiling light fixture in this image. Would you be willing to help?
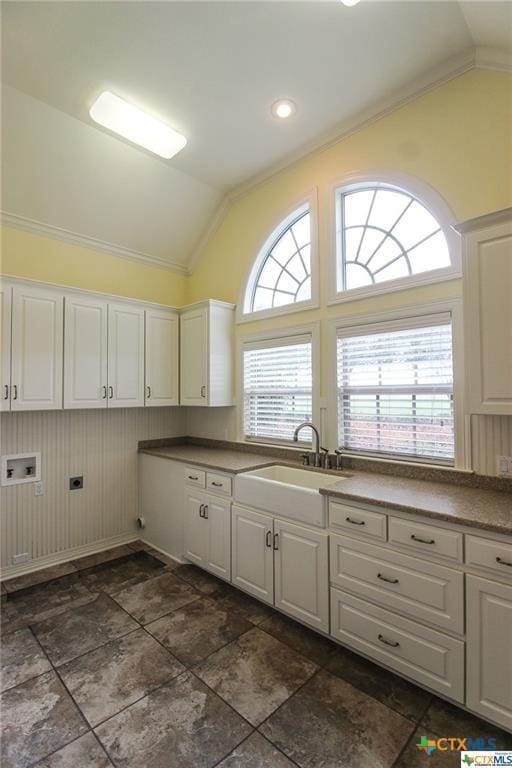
[271,99,297,120]
[89,91,187,159]
[340,0,361,6]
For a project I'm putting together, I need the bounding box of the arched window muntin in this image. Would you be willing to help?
[333,175,460,302]
[241,196,318,321]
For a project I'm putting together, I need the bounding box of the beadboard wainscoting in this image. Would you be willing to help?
[0,407,186,577]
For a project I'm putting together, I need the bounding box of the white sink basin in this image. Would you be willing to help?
[234,464,343,528]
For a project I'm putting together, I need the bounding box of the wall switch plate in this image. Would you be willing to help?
[34,481,44,496]
[69,476,84,490]
[13,552,31,565]
[496,456,512,478]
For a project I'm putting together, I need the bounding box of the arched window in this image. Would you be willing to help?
[335,180,458,297]
[243,204,315,317]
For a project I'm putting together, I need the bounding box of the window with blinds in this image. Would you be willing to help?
[337,318,454,462]
[243,336,312,444]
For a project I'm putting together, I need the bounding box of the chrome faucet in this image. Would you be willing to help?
[293,422,321,467]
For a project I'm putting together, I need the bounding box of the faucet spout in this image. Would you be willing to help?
[293,421,320,454]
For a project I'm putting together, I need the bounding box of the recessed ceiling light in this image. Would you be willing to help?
[89,91,187,159]
[340,0,361,5]
[271,99,297,120]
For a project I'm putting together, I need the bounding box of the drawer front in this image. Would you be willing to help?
[329,534,464,634]
[465,535,512,579]
[206,472,232,496]
[329,501,387,541]
[330,587,464,702]
[388,517,463,563]
[185,467,206,488]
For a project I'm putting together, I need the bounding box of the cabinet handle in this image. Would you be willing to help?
[273,532,279,550]
[188,475,199,481]
[3,385,8,400]
[203,504,209,519]
[346,517,365,526]
[496,556,512,567]
[146,385,151,399]
[378,633,400,648]
[102,386,107,399]
[108,386,113,399]
[199,504,204,518]
[201,386,206,398]
[12,385,18,400]
[411,534,435,545]
[377,573,399,585]
[265,530,272,548]
[211,481,223,487]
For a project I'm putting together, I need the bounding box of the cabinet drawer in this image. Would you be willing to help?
[330,534,464,634]
[206,472,232,496]
[185,467,206,488]
[329,501,386,541]
[330,588,464,702]
[465,535,512,579]
[388,517,463,563]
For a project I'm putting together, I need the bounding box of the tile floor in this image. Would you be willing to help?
[1,543,510,768]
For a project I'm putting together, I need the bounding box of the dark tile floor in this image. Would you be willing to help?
[1,544,510,768]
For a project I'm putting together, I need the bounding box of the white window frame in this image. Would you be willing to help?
[238,189,319,324]
[237,322,321,447]
[327,170,461,306]
[327,298,468,469]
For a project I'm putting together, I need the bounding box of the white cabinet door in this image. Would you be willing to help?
[274,520,329,632]
[108,303,145,407]
[204,495,231,581]
[231,505,274,605]
[180,306,207,406]
[0,282,12,411]
[64,295,108,409]
[145,309,179,406]
[466,575,512,731]
[184,491,208,567]
[11,285,63,411]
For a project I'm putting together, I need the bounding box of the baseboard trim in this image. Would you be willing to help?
[139,538,188,566]
[0,532,138,581]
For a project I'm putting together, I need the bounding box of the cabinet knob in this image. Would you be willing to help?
[203,505,209,519]
[146,386,151,399]
[201,386,206,398]
[108,386,113,399]
[12,384,18,400]
[346,517,365,526]
[378,633,400,648]
[411,534,435,545]
[273,532,279,550]
[101,386,107,399]
[496,556,512,567]
[3,385,8,400]
[265,530,272,548]
[377,572,399,585]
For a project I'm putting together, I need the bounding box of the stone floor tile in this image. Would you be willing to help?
[213,585,275,625]
[174,564,232,596]
[32,732,113,768]
[95,671,252,768]
[260,669,415,768]
[80,551,165,595]
[146,596,252,666]
[260,612,339,667]
[59,628,184,726]
[420,696,512,747]
[112,571,200,624]
[393,728,461,768]
[0,670,88,768]
[72,545,135,572]
[33,592,138,666]
[194,626,317,726]
[0,627,52,692]
[216,732,296,767]
[3,563,78,594]
[325,645,432,721]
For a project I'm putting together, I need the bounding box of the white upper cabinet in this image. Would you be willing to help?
[64,295,108,409]
[10,284,63,411]
[145,309,179,406]
[0,282,12,412]
[108,303,145,407]
[458,210,512,414]
[180,301,234,407]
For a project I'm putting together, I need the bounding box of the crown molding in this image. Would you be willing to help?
[0,211,189,275]
[474,46,512,73]
[453,206,512,234]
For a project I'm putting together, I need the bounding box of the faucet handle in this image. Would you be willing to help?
[300,453,310,466]
[320,446,329,453]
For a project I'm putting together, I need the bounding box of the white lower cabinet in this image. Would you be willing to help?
[232,506,274,605]
[330,587,464,702]
[184,491,230,581]
[466,575,512,731]
[231,505,329,631]
[274,520,329,632]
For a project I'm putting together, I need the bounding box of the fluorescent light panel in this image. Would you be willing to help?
[89,91,187,159]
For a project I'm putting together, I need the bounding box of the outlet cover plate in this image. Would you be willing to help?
[69,476,84,490]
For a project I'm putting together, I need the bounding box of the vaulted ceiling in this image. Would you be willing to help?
[1,1,511,271]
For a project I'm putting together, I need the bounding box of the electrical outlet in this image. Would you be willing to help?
[496,456,512,478]
[34,481,44,496]
[69,476,84,490]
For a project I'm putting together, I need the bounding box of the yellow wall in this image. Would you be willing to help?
[187,68,512,309]
[0,226,187,306]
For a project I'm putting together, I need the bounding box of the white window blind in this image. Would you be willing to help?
[243,336,312,444]
[337,318,454,462]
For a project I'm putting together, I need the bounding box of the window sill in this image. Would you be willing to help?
[328,269,462,306]
[236,297,319,325]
